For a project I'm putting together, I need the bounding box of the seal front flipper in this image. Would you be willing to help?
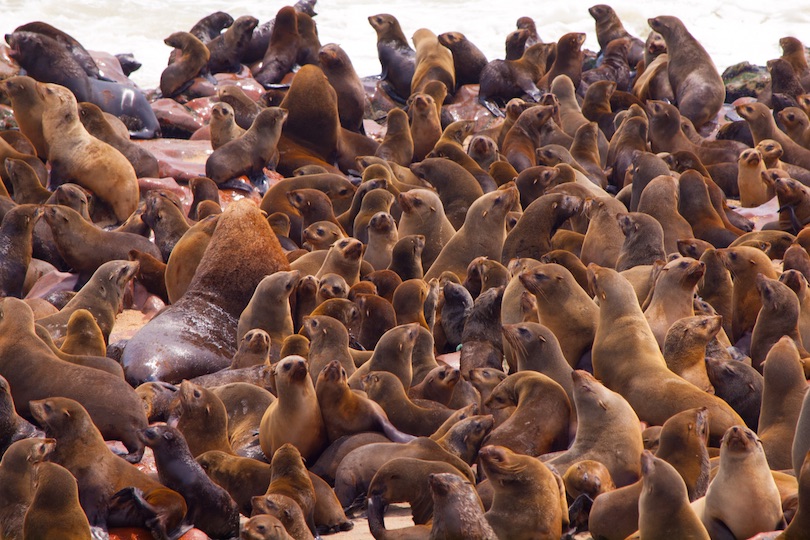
[380,80,408,105]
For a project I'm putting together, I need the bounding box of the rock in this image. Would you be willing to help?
[151,98,205,138]
[90,50,136,86]
[722,61,769,102]
[137,138,210,180]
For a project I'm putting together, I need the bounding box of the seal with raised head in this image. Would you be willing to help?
[647,16,723,128]
[160,31,210,98]
[139,424,240,539]
[368,13,416,102]
[22,461,92,540]
[38,82,138,224]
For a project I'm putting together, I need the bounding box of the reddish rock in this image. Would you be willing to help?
[90,50,135,86]
[151,98,205,138]
[184,96,218,124]
[216,68,266,101]
[137,138,210,180]
[190,124,212,141]
[0,43,20,83]
[137,176,192,209]
[24,270,79,300]
[445,84,504,132]
[0,104,17,130]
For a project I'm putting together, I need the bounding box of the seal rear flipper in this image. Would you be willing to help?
[478,96,505,118]
[109,487,191,540]
[566,493,593,533]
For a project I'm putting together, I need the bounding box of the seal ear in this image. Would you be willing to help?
[163,430,174,441]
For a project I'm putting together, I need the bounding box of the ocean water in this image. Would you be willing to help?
[3,0,809,90]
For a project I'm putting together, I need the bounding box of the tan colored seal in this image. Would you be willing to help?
[38,82,137,224]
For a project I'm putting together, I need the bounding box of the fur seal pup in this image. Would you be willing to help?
[501,193,582,263]
[589,5,645,66]
[205,107,287,188]
[643,257,705,349]
[38,82,138,224]
[485,371,571,457]
[637,451,709,539]
[477,44,553,116]
[588,264,744,444]
[362,371,453,437]
[368,14,416,102]
[164,213,218,303]
[264,443,318,536]
[206,14,257,74]
[259,355,327,463]
[122,200,289,384]
[750,274,808,371]
[718,245,779,344]
[251,493,314,540]
[615,212,666,271]
[375,108,413,165]
[397,189,455,270]
[253,7,299,86]
[699,425,784,538]
[139,424,240,538]
[169,380,232,457]
[29,397,187,538]
[22,461,92,540]
[209,103,245,151]
[646,16,723,128]
[479,445,565,540]
[738,101,810,170]
[0,75,48,159]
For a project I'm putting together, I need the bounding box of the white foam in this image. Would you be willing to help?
[3,0,808,89]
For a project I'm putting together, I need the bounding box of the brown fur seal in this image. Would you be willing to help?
[429,472,498,540]
[259,355,327,462]
[251,493,313,540]
[479,445,565,540]
[209,102,246,150]
[663,316,720,394]
[169,380,233,457]
[411,28,455,96]
[206,14,258,74]
[368,14,415,102]
[205,107,287,187]
[301,315,357,381]
[520,263,599,368]
[0,438,55,540]
[424,185,518,281]
[77,102,160,179]
[485,371,571,457]
[678,169,739,248]
[362,371,453,437]
[29,397,187,537]
[375,108,413,166]
[253,7,298,86]
[738,101,810,170]
[501,192,582,262]
[39,82,138,224]
[589,5,645,65]
[646,16,723,128]
[780,449,810,539]
[751,274,808,371]
[547,370,643,487]
[699,425,784,538]
[397,189,455,270]
[0,204,41,298]
[316,360,413,443]
[36,259,139,343]
[319,43,365,134]
[759,337,807,470]
[241,514,293,540]
[264,443,318,536]
[164,213,219,304]
[160,31,210,98]
[408,92,441,162]
[0,75,48,159]
[122,200,289,384]
[615,212,666,271]
[22,461,92,540]
[588,264,744,444]
[237,270,299,358]
[643,257,704,349]
[438,31,488,88]
[717,245,779,344]
[139,424,240,538]
[0,374,42,457]
[638,451,710,539]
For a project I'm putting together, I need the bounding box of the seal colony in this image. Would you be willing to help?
[1,2,810,539]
